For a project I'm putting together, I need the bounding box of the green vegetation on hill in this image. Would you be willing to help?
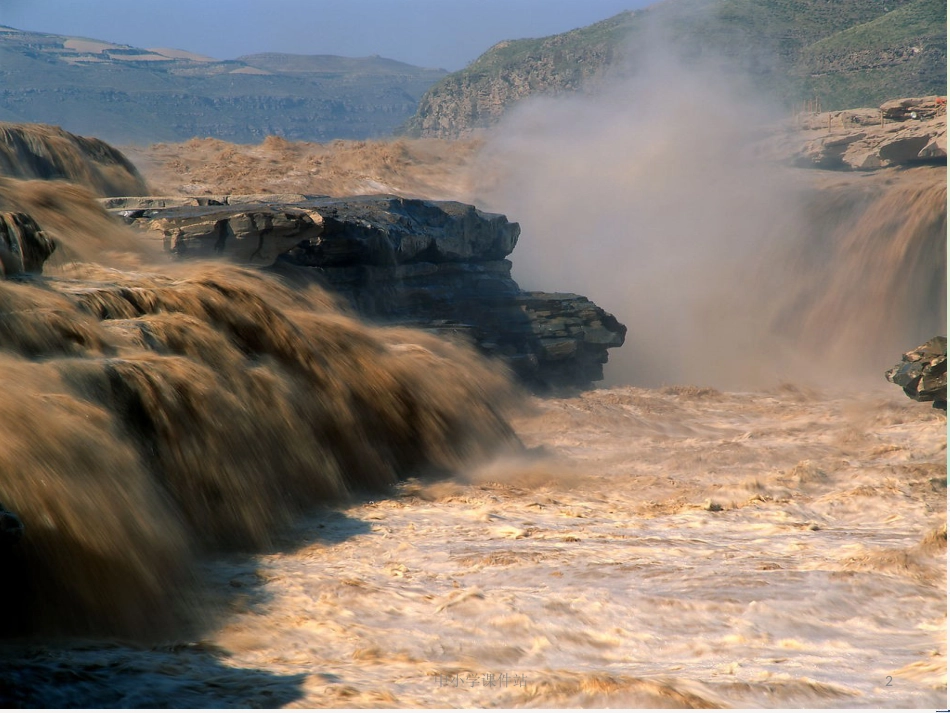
[0,26,446,145]
[792,0,947,109]
[465,12,638,77]
[398,12,642,138]
[401,0,946,137]
[708,0,920,42]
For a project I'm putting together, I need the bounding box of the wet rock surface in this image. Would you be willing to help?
[0,211,55,276]
[105,194,626,390]
[886,336,947,410]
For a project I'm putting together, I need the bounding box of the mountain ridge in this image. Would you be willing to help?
[400,0,947,138]
[0,25,447,144]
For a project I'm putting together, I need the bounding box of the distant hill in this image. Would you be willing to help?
[401,0,947,137]
[0,26,447,145]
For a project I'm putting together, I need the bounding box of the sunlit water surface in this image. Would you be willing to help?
[6,384,945,708]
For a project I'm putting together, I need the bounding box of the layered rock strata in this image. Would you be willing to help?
[106,194,626,390]
[112,201,323,264]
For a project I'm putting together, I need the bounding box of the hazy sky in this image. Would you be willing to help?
[0,0,654,70]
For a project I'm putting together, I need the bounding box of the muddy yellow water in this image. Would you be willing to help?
[0,140,945,709]
[6,383,945,708]
[23,383,925,708]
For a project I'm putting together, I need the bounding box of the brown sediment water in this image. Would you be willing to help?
[3,383,944,707]
[0,122,945,705]
[0,187,520,641]
[0,176,161,267]
[0,123,148,197]
[210,384,944,708]
[770,168,947,374]
[124,136,482,201]
[471,97,946,389]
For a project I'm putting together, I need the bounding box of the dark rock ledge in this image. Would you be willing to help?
[103,194,627,391]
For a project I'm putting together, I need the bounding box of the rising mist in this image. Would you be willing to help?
[470,36,946,389]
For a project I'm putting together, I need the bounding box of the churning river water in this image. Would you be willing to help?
[5,382,945,708]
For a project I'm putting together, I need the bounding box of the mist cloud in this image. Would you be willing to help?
[471,37,806,388]
[469,23,945,391]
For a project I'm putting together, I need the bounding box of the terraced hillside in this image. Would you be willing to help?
[0,26,447,144]
[401,0,947,137]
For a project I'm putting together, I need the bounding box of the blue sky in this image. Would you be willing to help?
[0,0,654,70]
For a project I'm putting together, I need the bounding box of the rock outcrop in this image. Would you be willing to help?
[401,33,620,139]
[886,336,947,410]
[112,200,323,264]
[106,194,626,390]
[0,123,149,197]
[789,97,947,170]
[0,212,55,276]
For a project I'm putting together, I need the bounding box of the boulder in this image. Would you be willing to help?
[917,129,947,160]
[880,96,946,122]
[886,336,947,410]
[0,212,55,276]
[514,292,626,387]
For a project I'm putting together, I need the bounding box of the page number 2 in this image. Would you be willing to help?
[884,676,893,687]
